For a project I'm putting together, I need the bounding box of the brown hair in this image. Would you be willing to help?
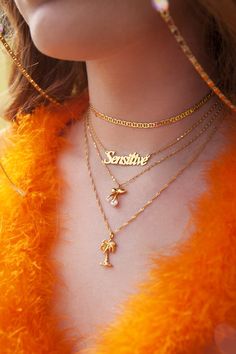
[0,0,236,121]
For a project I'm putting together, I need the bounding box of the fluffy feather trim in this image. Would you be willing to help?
[0,89,89,353]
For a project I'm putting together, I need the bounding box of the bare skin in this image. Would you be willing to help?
[11,0,236,352]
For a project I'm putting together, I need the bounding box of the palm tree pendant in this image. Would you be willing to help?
[100,233,117,267]
[106,187,126,207]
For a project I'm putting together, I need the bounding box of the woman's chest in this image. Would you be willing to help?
[51,176,236,354]
[51,148,209,351]
[50,121,235,352]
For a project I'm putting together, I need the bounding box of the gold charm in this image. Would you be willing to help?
[103,151,151,166]
[100,233,117,267]
[106,187,126,207]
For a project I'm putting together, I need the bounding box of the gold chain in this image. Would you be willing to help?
[84,109,225,267]
[89,90,213,129]
[0,32,60,106]
[89,101,221,159]
[87,103,223,190]
[156,6,236,112]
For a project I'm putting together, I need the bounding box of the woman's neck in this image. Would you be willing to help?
[85,1,218,151]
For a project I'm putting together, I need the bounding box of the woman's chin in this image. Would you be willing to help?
[24,0,150,61]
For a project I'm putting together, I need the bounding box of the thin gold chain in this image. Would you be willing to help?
[89,90,213,129]
[84,109,224,239]
[87,103,223,188]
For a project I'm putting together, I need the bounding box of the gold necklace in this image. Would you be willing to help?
[84,110,224,268]
[86,103,223,207]
[89,101,221,166]
[89,90,213,129]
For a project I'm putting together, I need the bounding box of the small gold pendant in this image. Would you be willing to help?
[103,151,151,166]
[100,233,117,268]
[106,187,126,207]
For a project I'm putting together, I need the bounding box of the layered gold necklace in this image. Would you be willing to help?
[87,101,223,207]
[84,105,225,267]
[89,100,219,167]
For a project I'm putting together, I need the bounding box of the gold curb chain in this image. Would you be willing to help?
[89,90,213,129]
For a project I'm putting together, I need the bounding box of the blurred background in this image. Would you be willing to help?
[0,47,10,129]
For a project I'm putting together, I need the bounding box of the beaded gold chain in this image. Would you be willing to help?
[89,91,213,129]
[86,103,223,207]
[84,109,225,267]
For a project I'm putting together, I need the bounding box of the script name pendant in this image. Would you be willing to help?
[103,151,151,166]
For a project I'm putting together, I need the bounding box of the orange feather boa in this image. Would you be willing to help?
[0,89,236,353]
